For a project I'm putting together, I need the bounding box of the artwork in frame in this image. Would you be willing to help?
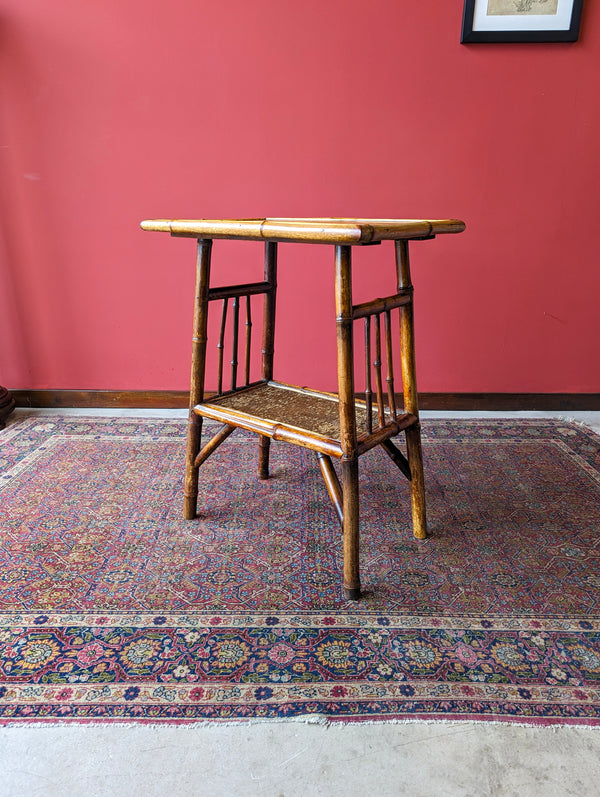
[461,0,583,42]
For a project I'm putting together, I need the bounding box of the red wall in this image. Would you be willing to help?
[1,0,599,394]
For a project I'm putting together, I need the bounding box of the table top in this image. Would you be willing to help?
[140,217,466,245]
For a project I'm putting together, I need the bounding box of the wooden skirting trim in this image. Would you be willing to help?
[11,390,190,409]
[417,393,600,411]
[9,390,600,411]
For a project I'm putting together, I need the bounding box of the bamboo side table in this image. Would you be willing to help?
[141,218,465,599]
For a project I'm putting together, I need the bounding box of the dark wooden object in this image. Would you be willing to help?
[0,386,15,429]
[141,217,466,600]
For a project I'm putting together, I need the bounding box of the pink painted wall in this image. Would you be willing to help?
[1,0,598,394]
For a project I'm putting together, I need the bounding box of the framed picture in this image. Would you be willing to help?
[461,0,584,43]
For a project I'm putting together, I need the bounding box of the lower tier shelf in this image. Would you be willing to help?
[194,381,417,458]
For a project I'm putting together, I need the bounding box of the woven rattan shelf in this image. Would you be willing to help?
[196,381,418,459]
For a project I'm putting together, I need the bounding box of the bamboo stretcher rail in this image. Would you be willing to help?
[351,290,412,319]
[193,401,344,459]
[208,281,271,301]
[207,379,267,402]
[194,424,236,468]
[381,438,412,481]
[356,414,417,456]
[317,453,344,525]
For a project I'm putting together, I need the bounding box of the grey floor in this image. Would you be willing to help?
[1,409,599,797]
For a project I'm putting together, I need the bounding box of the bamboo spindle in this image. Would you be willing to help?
[259,241,278,479]
[373,313,385,428]
[217,298,228,395]
[384,309,397,420]
[244,295,252,386]
[364,317,373,434]
[230,296,240,391]
[184,238,213,520]
[395,239,427,540]
[335,245,360,600]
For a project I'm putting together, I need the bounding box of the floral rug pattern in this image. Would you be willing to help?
[0,415,599,724]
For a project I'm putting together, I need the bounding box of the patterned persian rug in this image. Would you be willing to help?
[0,415,599,725]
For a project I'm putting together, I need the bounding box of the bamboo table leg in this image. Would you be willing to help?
[341,459,360,599]
[258,436,271,480]
[258,242,278,480]
[335,245,361,600]
[395,240,427,539]
[184,239,213,519]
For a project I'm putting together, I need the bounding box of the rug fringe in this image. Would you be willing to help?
[558,415,598,433]
[2,717,599,730]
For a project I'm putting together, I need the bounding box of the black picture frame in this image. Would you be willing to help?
[461,0,583,43]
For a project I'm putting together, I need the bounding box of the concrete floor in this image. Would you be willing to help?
[2,721,600,796]
[1,410,599,796]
